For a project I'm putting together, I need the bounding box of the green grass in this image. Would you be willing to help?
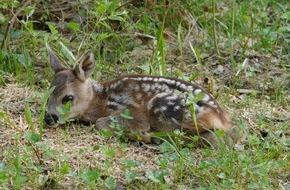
[0,0,289,189]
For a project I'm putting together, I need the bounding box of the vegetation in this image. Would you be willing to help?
[0,0,289,189]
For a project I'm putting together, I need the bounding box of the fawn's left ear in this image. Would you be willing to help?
[74,51,96,81]
[46,43,66,73]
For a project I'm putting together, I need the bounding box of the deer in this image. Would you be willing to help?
[44,44,244,147]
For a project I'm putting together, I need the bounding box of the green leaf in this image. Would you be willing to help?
[280,11,290,19]
[0,12,6,24]
[105,176,117,190]
[125,169,137,182]
[60,163,70,174]
[159,141,175,153]
[108,15,123,21]
[189,71,199,81]
[23,6,35,17]
[122,159,141,168]
[145,170,167,183]
[0,171,7,181]
[121,109,133,120]
[138,65,151,74]
[67,22,80,31]
[25,132,41,143]
[25,103,33,131]
[59,41,76,63]
[97,33,110,42]
[100,130,113,137]
[38,87,53,136]
[189,42,201,65]
[195,91,205,102]
[81,169,100,182]
[41,86,55,102]
[79,149,84,155]
[48,24,58,35]
[96,3,106,14]
[14,175,27,189]
[93,145,100,151]
[101,146,116,158]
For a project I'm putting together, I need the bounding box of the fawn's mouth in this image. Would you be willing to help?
[44,112,59,127]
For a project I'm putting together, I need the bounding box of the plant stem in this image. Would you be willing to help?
[230,0,236,67]
[212,0,220,56]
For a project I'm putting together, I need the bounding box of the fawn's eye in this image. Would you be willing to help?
[62,95,74,104]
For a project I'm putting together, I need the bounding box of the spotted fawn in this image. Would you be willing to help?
[44,44,244,147]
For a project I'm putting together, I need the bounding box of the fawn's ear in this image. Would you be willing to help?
[74,51,96,81]
[46,44,66,73]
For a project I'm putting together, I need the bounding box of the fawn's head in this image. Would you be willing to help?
[44,44,96,126]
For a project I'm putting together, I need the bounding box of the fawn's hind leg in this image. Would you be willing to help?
[196,109,245,147]
[188,107,243,147]
[199,125,245,148]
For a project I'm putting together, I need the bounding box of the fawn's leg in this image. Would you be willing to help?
[95,110,153,143]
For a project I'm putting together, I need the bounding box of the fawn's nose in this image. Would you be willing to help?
[44,112,59,126]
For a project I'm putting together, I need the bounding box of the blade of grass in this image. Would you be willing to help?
[38,86,55,140]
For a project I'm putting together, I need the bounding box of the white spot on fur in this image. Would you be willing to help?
[180,84,187,90]
[110,81,121,89]
[128,83,140,91]
[185,111,192,120]
[107,101,125,109]
[165,95,178,101]
[194,89,202,95]
[153,106,168,114]
[171,118,181,125]
[141,83,151,92]
[160,84,170,92]
[188,86,194,92]
[207,101,218,108]
[151,83,160,91]
[174,105,181,111]
[163,79,175,85]
[161,106,167,111]
[208,101,215,106]
[202,94,210,102]
[93,83,103,93]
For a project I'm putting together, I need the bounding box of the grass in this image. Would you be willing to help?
[0,0,289,189]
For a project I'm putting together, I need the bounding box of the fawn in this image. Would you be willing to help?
[44,44,244,147]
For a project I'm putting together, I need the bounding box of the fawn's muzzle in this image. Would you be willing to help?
[44,112,59,126]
